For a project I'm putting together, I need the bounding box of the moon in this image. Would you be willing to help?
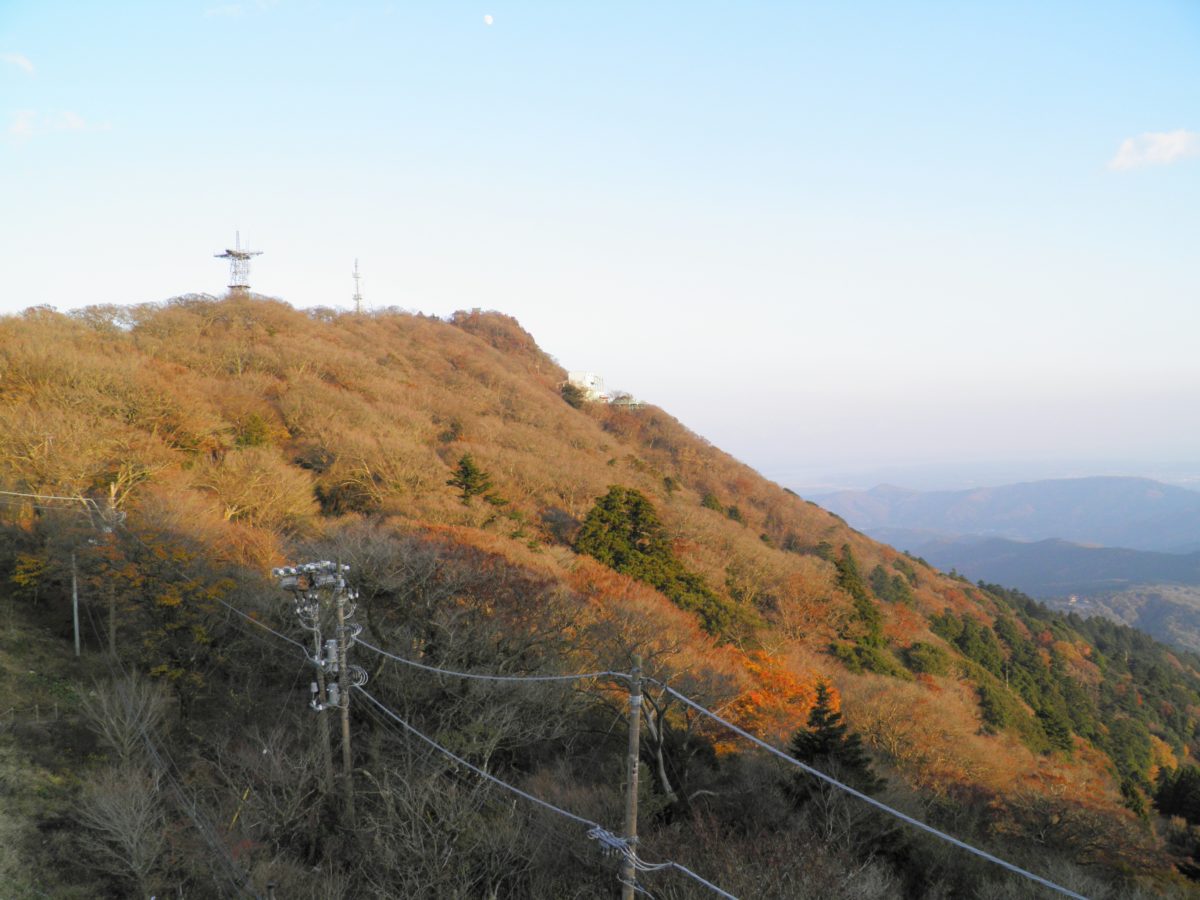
[483,14,494,25]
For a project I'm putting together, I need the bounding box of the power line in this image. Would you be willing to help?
[357,698,624,895]
[96,523,1090,898]
[87,530,671,895]
[213,594,309,654]
[356,636,630,685]
[355,685,738,899]
[118,525,309,656]
[251,598,1083,898]
[657,684,1089,900]
[0,496,85,513]
[0,488,94,504]
[356,685,602,830]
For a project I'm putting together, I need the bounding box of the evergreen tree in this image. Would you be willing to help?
[574,486,669,573]
[560,382,587,408]
[446,454,493,504]
[1156,765,1200,824]
[788,681,884,801]
[837,546,884,648]
[835,545,869,602]
[574,486,753,638]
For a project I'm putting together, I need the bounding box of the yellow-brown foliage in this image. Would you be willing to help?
[0,295,1144,839]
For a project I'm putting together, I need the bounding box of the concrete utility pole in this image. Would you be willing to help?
[335,583,356,821]
[70,551,80,658]
[272,560,366,822]
[99,492,123,658]
[620,655,643,900]
[310,625,336,792]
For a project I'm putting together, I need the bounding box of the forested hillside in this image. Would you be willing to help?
[3,295,1200,898]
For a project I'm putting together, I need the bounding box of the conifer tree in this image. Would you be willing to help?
[574,486,751,637]
[446,454,493,504]
[788,681,884,801]
[560,382,587,408]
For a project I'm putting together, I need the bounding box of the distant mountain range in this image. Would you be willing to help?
[904,535,1200,597]
[894,534,1200,654]
[811,475,1200,651]
[813,476,1200,553]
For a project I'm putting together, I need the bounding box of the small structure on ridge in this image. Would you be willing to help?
[215,231,262,293]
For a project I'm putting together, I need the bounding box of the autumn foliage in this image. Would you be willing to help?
[0,294,1196,896]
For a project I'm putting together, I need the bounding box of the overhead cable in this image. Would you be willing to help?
[212,594,309,653]
[354,685,738,899]
[118,524,310,655]
[356,636,630,685]
[356,684,604,829]
[0,488,94,503]
[659,684,1088,900]
[101,519,1080,899]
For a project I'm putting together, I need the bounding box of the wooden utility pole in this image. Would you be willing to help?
[620,655,643,900]
[336,585,355,822]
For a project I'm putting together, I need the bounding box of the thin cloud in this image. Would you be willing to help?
[1,52,34,74]
[8,110,36,140]
[1109,130,1200,171]
[55,111,88,131]
[6,110,107,142]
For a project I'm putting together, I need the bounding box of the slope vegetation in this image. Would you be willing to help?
[0,295,1197,897]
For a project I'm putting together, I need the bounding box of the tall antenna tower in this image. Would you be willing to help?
[352,258,364,314]
[214,231,263,293]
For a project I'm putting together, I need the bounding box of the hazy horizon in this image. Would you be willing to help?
[767,459,1200,496]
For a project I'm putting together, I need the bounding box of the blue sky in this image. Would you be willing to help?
[2,1,1198,489]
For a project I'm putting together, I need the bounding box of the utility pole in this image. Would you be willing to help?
[335,582,356,822]
[70,551,80,658]
[99,491,123,658]
[310,624,335,792]
[620,655,642,900]
[272,560,365,822]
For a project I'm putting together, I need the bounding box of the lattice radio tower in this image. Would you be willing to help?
[215,231,262,293]
[352,258,364,314]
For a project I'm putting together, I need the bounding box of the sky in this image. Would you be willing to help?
[2,1,1198,492]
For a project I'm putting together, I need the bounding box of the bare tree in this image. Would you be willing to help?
[210,724,326,857]
[76,764,168,897]
[80,675,170,764]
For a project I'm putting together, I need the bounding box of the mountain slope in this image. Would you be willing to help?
[1044,587,1200,656]
[0,295,1196,897]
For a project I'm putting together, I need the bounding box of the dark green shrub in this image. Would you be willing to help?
[903,642,952,676]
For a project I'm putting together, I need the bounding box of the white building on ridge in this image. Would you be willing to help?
[566,372,607,402]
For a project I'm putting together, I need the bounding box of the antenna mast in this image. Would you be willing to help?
[352,259,364,314]
[214,231,263,294]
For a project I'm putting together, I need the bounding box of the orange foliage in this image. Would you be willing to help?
[713,650,825,753]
